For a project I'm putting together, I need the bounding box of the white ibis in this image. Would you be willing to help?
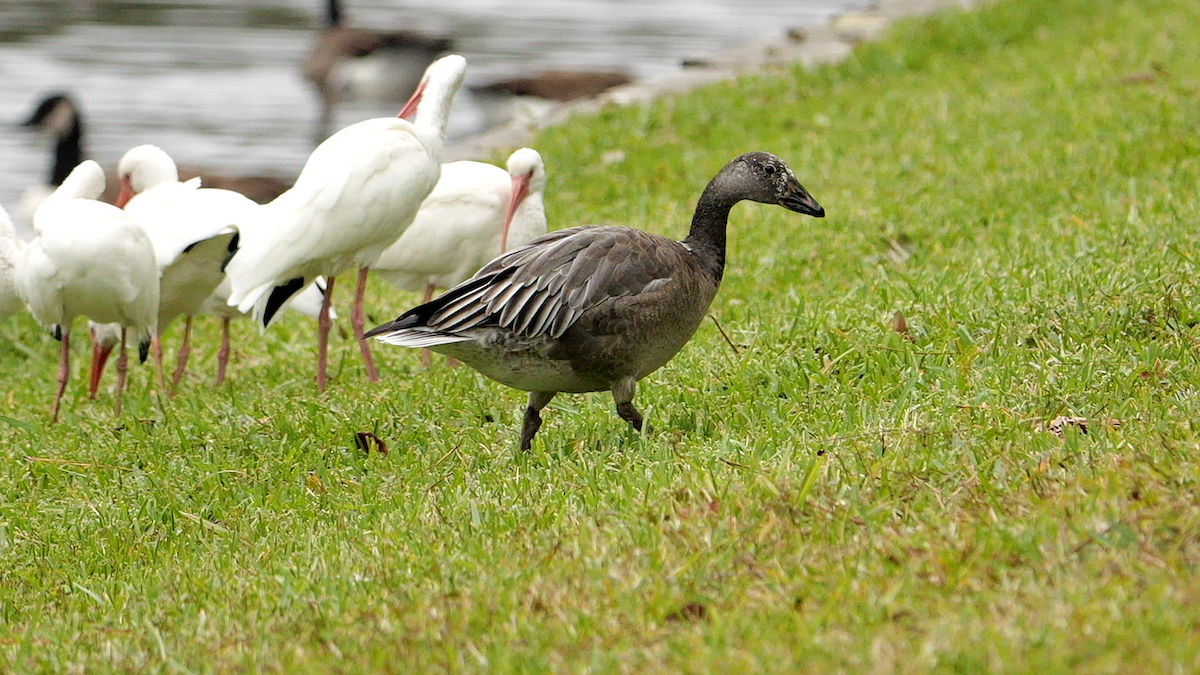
[16,160,160,422]
[225,54,467,392]
[0,203,25,321]
[86,145,243,396]
[372,147,547,364]
[303,0,452,141]
[367,152,825,450]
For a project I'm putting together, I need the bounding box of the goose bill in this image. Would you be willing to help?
[780,183,825,218]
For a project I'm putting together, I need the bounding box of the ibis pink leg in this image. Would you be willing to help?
[215,317,231,386]
[317,276,336,393]
[170,316,193,393]
[114,327,128,416]
[151,333,166,391]
[51,332,70,423]
[420,282,435,367]
[353,266,380,383]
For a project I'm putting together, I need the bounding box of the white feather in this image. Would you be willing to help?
[0,203,27,321]
[16,161,159,344]
[373,148,548,295]
[224,55,467,326]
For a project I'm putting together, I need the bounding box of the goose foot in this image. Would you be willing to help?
[521,391,556,451]
[612,378,644,433]
[616,402,643,432]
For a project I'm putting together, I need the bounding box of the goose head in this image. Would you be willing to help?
[116,144,179,207]
[501,148,546,252]
[21,93,85,187]
[397,54,467,137]
[720,151,824,218]
[21,93,80,139]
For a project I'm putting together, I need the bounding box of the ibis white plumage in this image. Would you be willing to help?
[16,160,160,421]
[374,148,548,297]
[372,148,547,363]
[224,53,466,392]
[0,203,25,321]
[89,145,243,395]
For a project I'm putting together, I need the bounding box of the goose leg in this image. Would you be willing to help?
[317,275,336,393]
[170,316,193,392]
[51,332,70,423]
[612,377,643,432]
[521,391,557,451]
[215,318,231,386]
[353,266,380,382]
[114,327,128,416]
[314,97,334,145]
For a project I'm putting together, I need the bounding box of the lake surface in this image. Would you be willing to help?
[0,0,870,213]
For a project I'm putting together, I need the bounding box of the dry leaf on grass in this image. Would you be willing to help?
[665,602,709,623]
[892,310,915,342]
[354,431,389,456]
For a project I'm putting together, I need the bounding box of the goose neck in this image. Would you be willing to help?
[682,182,737,284]
[326,0,342,27]
[51,119,84,187]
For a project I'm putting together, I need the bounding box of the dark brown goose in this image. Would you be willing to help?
[20,93,292,209]
[303,0,453,140]
[471,69,632,102]
[366,152,825,450]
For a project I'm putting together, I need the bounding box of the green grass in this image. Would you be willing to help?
[4,0,1200,670]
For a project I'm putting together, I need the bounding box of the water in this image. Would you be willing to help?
[0,0,869,213]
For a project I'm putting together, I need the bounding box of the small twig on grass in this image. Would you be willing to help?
[24,456,132,472]
[425,443,463,494]
[428,443,461,473]
[179,511,231,535]
[708,314,741,355]
[872,344,957,356]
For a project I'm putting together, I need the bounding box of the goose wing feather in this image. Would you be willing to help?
[369,225,688,345]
